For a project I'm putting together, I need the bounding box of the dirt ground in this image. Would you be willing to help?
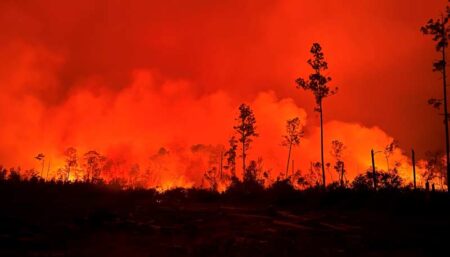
[0,184,449,257]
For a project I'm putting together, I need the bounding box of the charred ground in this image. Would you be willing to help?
[0,180,449,257]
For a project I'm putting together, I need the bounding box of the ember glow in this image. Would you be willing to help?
[0,0,448,189]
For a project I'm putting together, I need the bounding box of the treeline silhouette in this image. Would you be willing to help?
[0,163,437,197]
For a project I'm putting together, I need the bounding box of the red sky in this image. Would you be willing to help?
[0,0,448,186]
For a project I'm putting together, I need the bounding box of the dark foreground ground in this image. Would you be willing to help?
[0,182,449,257]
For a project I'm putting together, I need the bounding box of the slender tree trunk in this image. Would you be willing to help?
[412,149,416,190]
[371,149,377,190]
[242,139,246,177]
[319,100,326,188]
[46,160,51,180]
[41,159,45,178]
[286,143,292,179]
[340,162,345,187]
[442,45,450,193]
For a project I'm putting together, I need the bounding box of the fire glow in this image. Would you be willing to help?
[0,70,420,189]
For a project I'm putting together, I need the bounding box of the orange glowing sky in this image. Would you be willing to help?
[0,0,448,186]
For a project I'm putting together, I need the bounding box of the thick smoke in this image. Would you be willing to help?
[0,47,410,186]
[0,0,447,187]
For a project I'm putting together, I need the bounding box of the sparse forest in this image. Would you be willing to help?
[2,2,450,257]
[1,96,446,193]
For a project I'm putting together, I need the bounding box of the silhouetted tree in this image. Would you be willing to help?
[330,140,346,187]
[282,117,304,178]
[128,163,141,188]
[64,147,78,182]
[325,162,333,181]
[422,151,445,189]
[224,136,238,178]
[24,168,39,181]
[233,104,258,175]
[422,6,450,192]
[291,170,309,189]
[352,171,376,191]
[243,159,266,188]
[352,169,403,191]
[56,168,66,181]
[0,166,6,181]
[305,161,322,188]
[382,163,403,190]
[296,43,337,187]
[204,167,218,191]
[8,168,21,182]
[34,153,45,178]
[226,158,265,197]
[438,159,448,190]
[83,150,105,182]
[384,140,398,171]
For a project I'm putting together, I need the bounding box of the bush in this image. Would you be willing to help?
[352,170,404,191]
